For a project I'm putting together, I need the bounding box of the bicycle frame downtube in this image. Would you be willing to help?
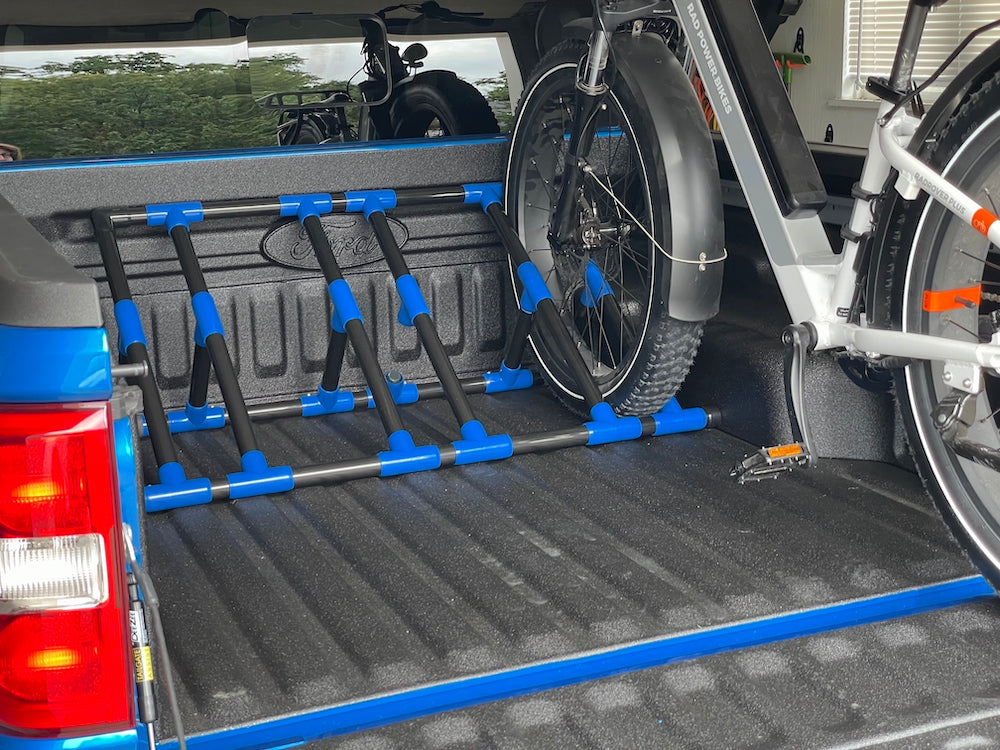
[674,0,835,324]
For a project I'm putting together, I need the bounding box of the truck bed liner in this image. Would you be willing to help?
[145,386,977,743]
[6,138,990,746]
[373,599,1000,749]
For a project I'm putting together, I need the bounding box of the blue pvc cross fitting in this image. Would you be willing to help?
[585,402,644,446]
[329,279,364,333]
[226,450,294,500]
[463,182,503,212]
[114,299,147,353]
[516,261,554,314]
[379,430,441,477]
[483,364,534,393]
[301,386,357,417]
[651,398,709,435]
[144,461,213,512]
[580,260,614,308]
[452,420,514,466]
[279,193,334,222]
[191,291,225,344]
[395,274,431,326]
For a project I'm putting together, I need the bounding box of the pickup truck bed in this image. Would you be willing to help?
[147,391,991,748]
[5,137,999,748]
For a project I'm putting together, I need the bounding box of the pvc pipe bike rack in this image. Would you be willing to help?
[92,183,714,513]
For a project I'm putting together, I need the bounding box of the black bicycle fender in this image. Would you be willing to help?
[562,17,592,42]
[611,34,725,322]
[908,38,1000,156]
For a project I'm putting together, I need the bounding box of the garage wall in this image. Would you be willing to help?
[770,0,879,148]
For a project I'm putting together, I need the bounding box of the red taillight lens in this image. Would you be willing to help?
[0,408,111,537]
[0,404,134,738]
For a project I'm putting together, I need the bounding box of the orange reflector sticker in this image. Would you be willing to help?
[922,285,982,312]
[973,208,998,236]
[766,444,803,459]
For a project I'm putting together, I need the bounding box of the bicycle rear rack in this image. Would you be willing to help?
[92,182,713,513]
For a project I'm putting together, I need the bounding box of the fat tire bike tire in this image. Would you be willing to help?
[390,72,499,139]
[504,40,702,416]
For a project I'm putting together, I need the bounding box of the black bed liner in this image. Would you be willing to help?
[370,597,1000,749]
[146,385,979,743]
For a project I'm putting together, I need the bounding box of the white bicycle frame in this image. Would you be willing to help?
[676,0,1000,394]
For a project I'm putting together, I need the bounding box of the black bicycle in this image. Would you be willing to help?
[257,5,499,146]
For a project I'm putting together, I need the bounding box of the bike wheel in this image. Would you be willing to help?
[280,115,326,146]
[504,40,702,416]
[885,70,1000,583]
[389,72,499,138]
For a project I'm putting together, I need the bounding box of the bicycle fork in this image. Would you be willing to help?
[549,30,611,252]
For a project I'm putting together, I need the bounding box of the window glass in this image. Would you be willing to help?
[0,13,516,162]
[845,0,1000,99]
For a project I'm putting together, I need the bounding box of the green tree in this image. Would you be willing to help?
[0,53,317,159]
[475,72,512,131]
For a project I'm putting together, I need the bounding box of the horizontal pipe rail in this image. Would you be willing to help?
[146,401,718,511]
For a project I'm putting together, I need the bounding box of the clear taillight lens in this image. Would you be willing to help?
[0,534,108,614]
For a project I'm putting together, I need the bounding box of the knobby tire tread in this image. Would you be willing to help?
[507,40,707,418]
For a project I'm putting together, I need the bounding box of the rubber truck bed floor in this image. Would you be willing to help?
[145,385,983,745]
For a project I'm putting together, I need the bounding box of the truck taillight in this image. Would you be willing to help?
[0,404,134,737]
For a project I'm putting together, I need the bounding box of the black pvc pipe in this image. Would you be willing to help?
[92,209,180,468]
[369,211,478,428]
[302,213,406,438]
[302,214,345,283]
[320,331,349,393]
[485,203,604,409]
[170,224,260,457]
[199,418,657,502]
[503,310,534,370]
[188,344,211,409]
[391,186,468,207]
[126,343,179,468]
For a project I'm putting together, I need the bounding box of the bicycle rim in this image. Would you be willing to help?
[505,60,661,404]
[902,103,1000,574]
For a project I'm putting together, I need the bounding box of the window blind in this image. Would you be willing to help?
[845,0,1000,98]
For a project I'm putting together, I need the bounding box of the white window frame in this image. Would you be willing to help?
[844,0,1000,100]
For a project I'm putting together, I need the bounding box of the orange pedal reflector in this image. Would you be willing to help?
[766,443,804,459]
[972,208,998,236]
[922,285,982,312]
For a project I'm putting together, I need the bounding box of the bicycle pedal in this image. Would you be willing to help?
[730,443,811,484]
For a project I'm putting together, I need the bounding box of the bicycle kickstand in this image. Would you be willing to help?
[731,323,818,483]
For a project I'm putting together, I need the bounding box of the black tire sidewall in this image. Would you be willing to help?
[389,74,498,138]
[504,41,681,412]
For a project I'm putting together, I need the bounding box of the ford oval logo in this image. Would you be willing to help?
[260,214,409,271]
